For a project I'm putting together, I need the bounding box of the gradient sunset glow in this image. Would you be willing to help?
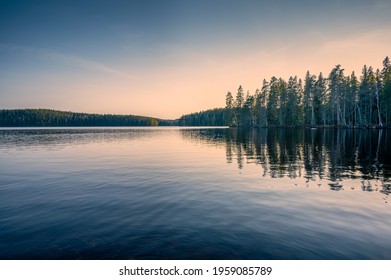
[1,0,390,119]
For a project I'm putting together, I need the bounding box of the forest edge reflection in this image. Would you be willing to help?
[1,127,390,199]
[181,128,391,197]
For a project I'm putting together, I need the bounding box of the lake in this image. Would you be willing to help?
[0,127,390,259]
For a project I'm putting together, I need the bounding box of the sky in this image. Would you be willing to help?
[1,0,390,119]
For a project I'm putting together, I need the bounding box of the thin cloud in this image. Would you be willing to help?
[0,43,137,79]
[318,29,391,57]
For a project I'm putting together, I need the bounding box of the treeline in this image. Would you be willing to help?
[226,57,391,128]
[2,57,390,128]
[0,109,175,127]
[177,108,227,126]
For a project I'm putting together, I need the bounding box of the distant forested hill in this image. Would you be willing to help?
[177,108,227,126]
[0,109,175,127]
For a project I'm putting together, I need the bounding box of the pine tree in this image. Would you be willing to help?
[243,91,255,127]
[286,76,302,126]
[375,69,383,127]
[368,67,377,126]
[304,71,317,126]
[259,79,269,127]
[225,91,234,126]
[278,78,288,126]
[349,72,360,126]
[359,65,370,126]
[267,77,279,126]
[328,65,345,126]
[315,73,327,126]
[381,56,391,126]
[235,85,244,127]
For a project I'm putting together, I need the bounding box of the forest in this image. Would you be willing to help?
[0,109,175,127]
[177,108,226,126]
[0,108,226,127]
[1,57,390,128]
[225,57,391,128]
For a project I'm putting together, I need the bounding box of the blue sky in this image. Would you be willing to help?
[1,0,390,119]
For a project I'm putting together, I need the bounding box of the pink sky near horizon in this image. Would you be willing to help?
[1,1,390,119]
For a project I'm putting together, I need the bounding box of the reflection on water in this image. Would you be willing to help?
[181,128,391,195]
[0,127,163,147]
[1,127,391,260]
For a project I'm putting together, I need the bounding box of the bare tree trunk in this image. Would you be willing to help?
[356,104,362,127]
[369,92,373,126]
[343,102,346,126]
[265,107,268,127]
[375,84,383,127]
[311,96,315,126]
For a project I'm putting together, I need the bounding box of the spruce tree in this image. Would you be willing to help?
[225,91,234,126]
[381,56,391,126]
[235,86,244,127]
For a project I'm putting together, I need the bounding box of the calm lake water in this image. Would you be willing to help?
[0,127,390,260]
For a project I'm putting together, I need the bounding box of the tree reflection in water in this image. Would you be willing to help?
[181,128,391,196]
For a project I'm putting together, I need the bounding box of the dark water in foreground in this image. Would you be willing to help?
[0,127,390,260]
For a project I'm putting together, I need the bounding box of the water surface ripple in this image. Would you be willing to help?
[0,127,390,259]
